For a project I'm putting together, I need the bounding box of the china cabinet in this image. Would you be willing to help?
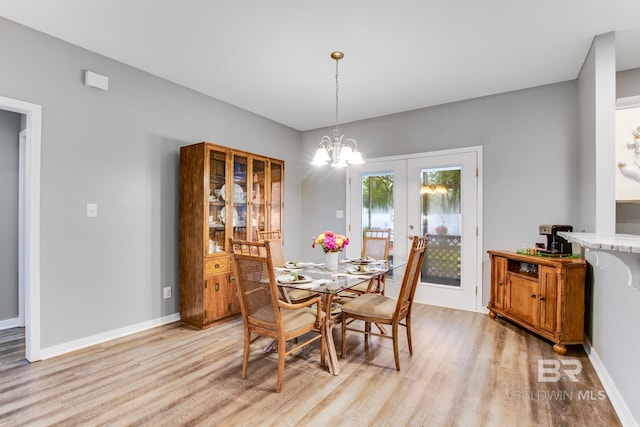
[487,250,585,354]
[179,142,284,328]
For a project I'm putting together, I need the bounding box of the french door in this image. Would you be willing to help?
[346,160,407,264]
[348,148,481,311]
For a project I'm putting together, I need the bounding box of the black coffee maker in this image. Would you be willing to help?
[537,225,573,255]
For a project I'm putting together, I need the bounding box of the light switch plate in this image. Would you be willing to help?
[87,203,98,217]
[336,210,344,219]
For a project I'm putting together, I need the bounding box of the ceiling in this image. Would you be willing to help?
[1,0,640,131]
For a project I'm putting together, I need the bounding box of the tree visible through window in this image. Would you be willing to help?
[362,172,394,254]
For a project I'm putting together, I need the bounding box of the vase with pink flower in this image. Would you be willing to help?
[312,231,349,271]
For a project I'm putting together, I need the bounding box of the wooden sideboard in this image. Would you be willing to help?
[487,250,586,354]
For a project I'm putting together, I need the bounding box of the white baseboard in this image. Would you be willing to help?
[0,317,21,330]
[40,313,181,360]
[583,339,639,427]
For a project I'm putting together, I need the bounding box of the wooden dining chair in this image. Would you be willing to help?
[230,239,325,393]
[340,235,427,371]
[362,229,391,260]
[344,229,391,296]
[259,236,317,304]
[256,229,282,240]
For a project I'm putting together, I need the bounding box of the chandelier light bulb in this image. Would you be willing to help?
[349,149,364,165]
[311,147,330,165]
[338,144,353,162]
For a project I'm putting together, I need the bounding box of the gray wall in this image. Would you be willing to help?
[0,17,303,348]
[0,109,21,321]
[617,67,640,99]
[616,67,640,235]
[577,32,616,235]
[301,81,580,305]
[616,202,640,235]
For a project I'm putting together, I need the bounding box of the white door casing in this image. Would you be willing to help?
[0,95,42,361]
[347,146,483,311]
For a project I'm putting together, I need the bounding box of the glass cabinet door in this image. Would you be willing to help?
[207,148,227,255]
[269,162,283,233]
[232,153,248,241]
[249,158,266,240]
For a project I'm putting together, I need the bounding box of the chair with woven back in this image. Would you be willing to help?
[230,239,325,393]
[340,235,428,371]
[253,231,317,304]
[344,229,391,296]
[256,229,282,240]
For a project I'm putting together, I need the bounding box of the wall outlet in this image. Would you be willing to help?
[163,286,172,299]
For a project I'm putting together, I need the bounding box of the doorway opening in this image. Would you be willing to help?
[0,95,42,362]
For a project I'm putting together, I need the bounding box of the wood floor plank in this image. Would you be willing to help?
[0,304,621,426]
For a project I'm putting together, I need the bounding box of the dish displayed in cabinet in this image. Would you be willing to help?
[221,183,245,202]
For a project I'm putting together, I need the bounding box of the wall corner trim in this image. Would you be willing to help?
[583,339,639,427]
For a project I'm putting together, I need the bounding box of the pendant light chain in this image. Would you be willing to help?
[335,57,340,130]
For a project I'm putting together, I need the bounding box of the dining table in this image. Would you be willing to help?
[275,258,405,376]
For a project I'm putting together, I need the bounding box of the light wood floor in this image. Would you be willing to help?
[0,305,620,427]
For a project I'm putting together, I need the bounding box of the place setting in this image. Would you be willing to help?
[276,270,333,290]
[276,273,313,284]
[282,261,307,272]
[346,263,388,276]
[349,256,379,265]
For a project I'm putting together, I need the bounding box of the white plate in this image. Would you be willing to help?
[284,262,305,269]
[347,268,373,275]
[351,257,378,265]
[277,275,312,284]
[220,183,245,202]
[220,207,239,223]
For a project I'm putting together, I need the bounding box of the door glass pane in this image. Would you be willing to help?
[208,149,226,254]
[420,167,461,287]
[249,158,265,240]
[232,154,248,240]
[361,172,394,262]
[270,163,282,233]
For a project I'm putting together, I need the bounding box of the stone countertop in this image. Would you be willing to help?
[558,232,640,253]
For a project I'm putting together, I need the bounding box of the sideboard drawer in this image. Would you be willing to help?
[205,256,230,275]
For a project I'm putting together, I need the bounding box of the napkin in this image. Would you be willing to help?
[293,279,330,289]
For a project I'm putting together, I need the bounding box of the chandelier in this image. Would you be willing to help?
[311,51,364,167]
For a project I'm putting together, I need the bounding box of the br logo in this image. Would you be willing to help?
[537,359,582,383]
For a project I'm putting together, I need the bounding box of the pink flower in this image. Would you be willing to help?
[313,231,349,253]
